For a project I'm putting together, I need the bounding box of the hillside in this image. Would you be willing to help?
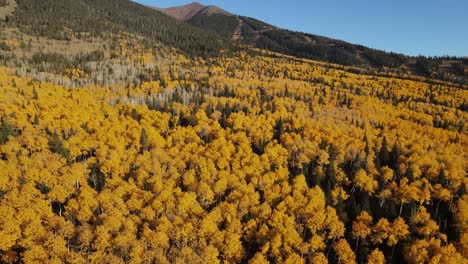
[0,46,467,263]
[0,1,467,263]
[8,0,231,57]
[158,3,468,84]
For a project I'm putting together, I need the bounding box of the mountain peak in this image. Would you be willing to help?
[185,2,204,8]
[154,2,233,21]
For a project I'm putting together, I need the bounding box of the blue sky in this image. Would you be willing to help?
[135,0,468,57]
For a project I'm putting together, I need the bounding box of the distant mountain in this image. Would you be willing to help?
[157,2,467,84]
[152,2,238,39]
[153,2,232,21]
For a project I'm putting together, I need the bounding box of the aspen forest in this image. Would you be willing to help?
[0,1,467,263]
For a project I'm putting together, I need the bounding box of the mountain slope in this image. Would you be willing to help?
[0,0,467,262]
[188,13,239,39]
[9,0,230,57]
[158,3,467,84]
[0,43,467,263]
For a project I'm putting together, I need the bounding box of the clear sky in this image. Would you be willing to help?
[135,0,468,57]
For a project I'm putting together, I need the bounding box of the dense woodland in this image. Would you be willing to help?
[10,0,231,57]
[0,28,467,263]
[0,1,467,263]
[188,13,239,39]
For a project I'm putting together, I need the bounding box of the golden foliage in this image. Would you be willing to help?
[0,41,466,264]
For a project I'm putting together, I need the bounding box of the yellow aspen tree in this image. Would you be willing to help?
[334,239,357,264]
[387,217,409,247]
[367,248,385,264]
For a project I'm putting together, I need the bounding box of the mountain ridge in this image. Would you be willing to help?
[156,2,467,84]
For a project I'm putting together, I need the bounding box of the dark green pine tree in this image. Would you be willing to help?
[139,128,149,153]
[390,140,401,179]
[48,133,70,160]
[324,144,339,205]
[273,118,284,141]
[0,118,18,144]
[33,114,40,125]
[88,163,106,192]
[379,137,390,167]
